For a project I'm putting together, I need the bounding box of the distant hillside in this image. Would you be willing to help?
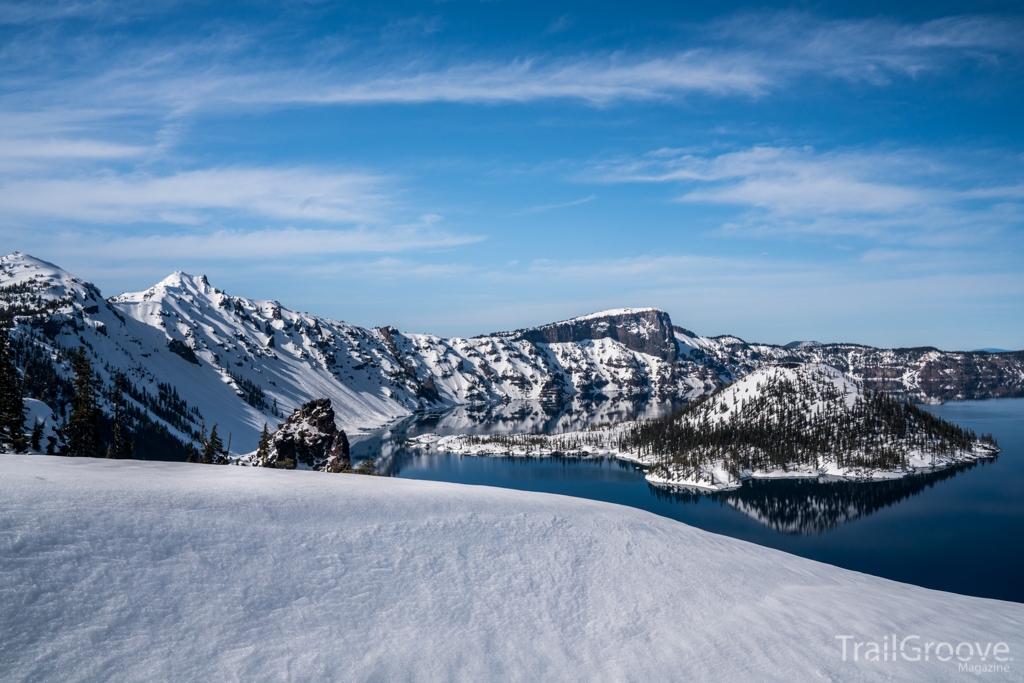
[424,364,999,491]
[2,250,1022,459]
[630,364,999,490]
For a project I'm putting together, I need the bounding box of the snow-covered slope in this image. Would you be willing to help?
[640,364,999,489]
[3,251,1022,456]
[422,364,998,491]
[677,330,1024,403]
[2,455,1021,682]
[0,252,715,453]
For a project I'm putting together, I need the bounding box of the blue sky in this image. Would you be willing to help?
[2,0,1022,349]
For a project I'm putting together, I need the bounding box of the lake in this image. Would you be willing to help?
[352,396,1024,603]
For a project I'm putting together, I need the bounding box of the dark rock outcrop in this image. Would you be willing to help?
[167,339,200,365]
[260,398,350,471]
[499,309,678,362]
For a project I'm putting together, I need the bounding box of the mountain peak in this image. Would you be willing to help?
[113,271,216,304]
[1,251,69,275]
[155,270,211,292]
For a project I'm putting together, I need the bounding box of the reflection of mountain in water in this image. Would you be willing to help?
[418,396,683,436]
[354,396,685,474]
[651,461,991,534]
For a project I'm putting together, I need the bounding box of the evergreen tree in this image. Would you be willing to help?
[105,372,133,459]
[202,423,224,464]
[0,321,27,453]
[30,419,43,452]
[67,348,102,458]
[255,422,270,464]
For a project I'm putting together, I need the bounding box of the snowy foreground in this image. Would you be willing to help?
[3,456,1022,682]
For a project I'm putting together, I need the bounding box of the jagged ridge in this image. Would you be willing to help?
[2,251,1022,458]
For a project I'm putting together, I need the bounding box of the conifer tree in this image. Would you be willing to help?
[67,348,102,458]
[105,372,133,459]
[30,419,43,452]
[0,322,27,453]
[202,423,224,464]
[255,422,270,464]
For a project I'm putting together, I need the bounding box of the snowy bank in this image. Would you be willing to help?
[2,455,1021,682]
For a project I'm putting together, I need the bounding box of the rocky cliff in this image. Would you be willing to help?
[498,308,678,362]
[253,398,350,471]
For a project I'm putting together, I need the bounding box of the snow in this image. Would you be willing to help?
[2,455,1021,682]
[560,307,660,322]
[20,398,60,452]
[1,253,704,454]
[419,364,999,492]
[4,250,1023,457]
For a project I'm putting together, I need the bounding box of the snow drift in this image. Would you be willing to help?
[2,455,1021,682]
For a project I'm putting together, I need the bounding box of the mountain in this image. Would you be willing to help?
[423,364,1000,491]
[2,251,1022,457]
[633,364,999,489]
[674,332,1024,403]
[0,253,712,455]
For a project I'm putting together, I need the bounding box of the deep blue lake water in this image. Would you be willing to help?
[356,397,1024,603]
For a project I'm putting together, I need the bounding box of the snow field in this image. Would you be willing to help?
[2,455,1022,682]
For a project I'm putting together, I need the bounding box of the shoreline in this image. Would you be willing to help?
[407,432,1001,493]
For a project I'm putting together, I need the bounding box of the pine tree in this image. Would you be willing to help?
[67,348,102,458]
[202,423,224,464]
[0,322,27,453]
[255,422,271,464]
[105,372,133,460]
[30,419,43,452]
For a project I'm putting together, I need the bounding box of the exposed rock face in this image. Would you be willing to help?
[167,339,200,365]
[501,308,678,362]
[682,332,1024,403]
[261,399,350,471]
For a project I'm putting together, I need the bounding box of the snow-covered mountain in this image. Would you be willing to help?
[2,251,1022,457]
[0,253,713,454]
[676,332,1024,403]
[418,364,999,491]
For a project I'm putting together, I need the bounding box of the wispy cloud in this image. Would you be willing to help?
[0,138,146,160]
[708,12,1022,85]
[546,14,574,35]
[0,166,393,224]
[20,224,482,263]
[514,194,596,215]
[594,145,1024,244]
[4,12,1018,122]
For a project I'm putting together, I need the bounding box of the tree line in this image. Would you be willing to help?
[1,321,229,462]
[621,367,997,486]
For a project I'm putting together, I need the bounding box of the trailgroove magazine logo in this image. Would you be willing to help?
[836,635,1012,674]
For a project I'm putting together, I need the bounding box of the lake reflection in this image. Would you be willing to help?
[361,396,1024,601]
[653,461,987,534]
[351,395,685,474]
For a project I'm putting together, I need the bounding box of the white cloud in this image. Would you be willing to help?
[9,224,482,265]
[514,194,596,215]
[3,12,1017,123]
[0,138,146,159]
[594,145,1024,243]
[709,12,1022,85]
[0,166,393,224]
